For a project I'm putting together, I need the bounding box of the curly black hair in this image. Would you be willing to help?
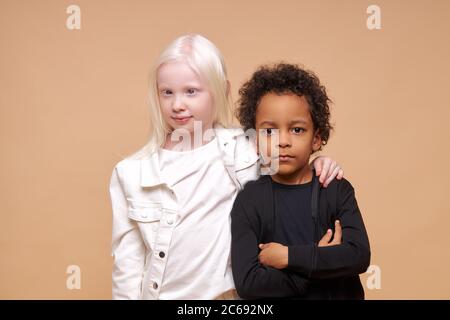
[236,63,333,151]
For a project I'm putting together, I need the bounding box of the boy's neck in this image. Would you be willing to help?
[271,165,313,185]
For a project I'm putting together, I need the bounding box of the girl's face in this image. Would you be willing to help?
[157,60,215,135]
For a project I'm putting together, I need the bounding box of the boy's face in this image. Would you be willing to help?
[255,92,321,184]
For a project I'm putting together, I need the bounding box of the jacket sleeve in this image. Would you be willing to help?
[231,194,309,299]
[288,179,371,279]
[110,164,146,299]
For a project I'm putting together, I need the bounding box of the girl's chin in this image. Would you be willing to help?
[169,122,214,134]
[170,123,194,132]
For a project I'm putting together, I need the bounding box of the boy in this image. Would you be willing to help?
[231,63,370,299]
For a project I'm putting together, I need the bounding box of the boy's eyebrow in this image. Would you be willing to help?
[258,120,276,126]
[289,119,308,125]
[258,119,309,126]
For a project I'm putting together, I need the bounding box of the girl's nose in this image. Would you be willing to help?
[172,94,186,112]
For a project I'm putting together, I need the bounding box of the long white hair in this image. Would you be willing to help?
[127,34,234,159]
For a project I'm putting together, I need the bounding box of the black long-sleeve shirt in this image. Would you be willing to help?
[230,174,371,299]
[272,178,314,246]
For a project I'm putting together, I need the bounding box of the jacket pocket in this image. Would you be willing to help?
[128,206,163,222]
[127,204,162,250]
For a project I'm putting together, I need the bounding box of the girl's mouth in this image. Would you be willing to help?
[172,116,193,124]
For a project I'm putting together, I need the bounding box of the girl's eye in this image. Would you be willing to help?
[186,88,197,95]
[292,127,305,134]
[161,89,172,96]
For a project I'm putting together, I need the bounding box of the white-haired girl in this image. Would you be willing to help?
[109,34,343,300]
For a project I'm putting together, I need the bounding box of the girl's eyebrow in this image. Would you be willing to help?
[182,82,202,87]
[157,82,202,88]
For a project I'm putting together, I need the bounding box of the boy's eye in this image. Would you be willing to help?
[292,127,305,134]
[264,128,274,135]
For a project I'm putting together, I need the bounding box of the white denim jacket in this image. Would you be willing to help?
[109,126,259,299]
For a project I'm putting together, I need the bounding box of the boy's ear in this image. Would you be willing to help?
[312,130,322,152]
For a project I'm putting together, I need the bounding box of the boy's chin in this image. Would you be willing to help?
[273,167,297,176]
[274,163,309,176]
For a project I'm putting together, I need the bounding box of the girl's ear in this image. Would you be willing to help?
[312,129,322,152]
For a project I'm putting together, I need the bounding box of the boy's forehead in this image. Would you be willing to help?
[257,93,311,121]
[260,92,307,104]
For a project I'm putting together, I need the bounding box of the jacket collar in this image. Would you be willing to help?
[140,124,244,187]
[140,152,163,187]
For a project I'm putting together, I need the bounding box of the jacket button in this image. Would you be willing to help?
[244,156,250,163]
[141,213,147,218]
[153,282,158,289]
[167,219,174,225]
[159,251,165,258]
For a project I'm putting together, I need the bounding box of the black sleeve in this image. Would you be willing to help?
[288,179,371,279]
[231,194,309,299]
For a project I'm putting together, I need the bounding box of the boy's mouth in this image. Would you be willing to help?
[278,154,295,162]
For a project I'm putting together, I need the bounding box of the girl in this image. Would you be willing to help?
[109,34,343,300]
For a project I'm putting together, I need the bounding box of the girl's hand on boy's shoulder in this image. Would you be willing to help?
[258,242,288,269]
[311,156,344,188]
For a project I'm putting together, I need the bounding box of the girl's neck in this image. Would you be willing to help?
[163,129,216,151]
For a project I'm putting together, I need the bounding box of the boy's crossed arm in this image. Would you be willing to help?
[259,181,371,280]
[259,220,343,269]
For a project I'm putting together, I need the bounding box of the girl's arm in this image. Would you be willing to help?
[110,164,146,299]
[310,156,344,188]
[231,195,309,299]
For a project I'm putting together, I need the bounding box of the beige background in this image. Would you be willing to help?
[1,0,449,299]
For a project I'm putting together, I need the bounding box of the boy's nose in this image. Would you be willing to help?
[278,132,292,147]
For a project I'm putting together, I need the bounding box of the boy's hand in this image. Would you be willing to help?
[311,156,344,188]
[258,242,288,269]
[318,220,342,247]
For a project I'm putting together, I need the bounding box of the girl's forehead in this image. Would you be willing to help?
[157,60,204,84]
